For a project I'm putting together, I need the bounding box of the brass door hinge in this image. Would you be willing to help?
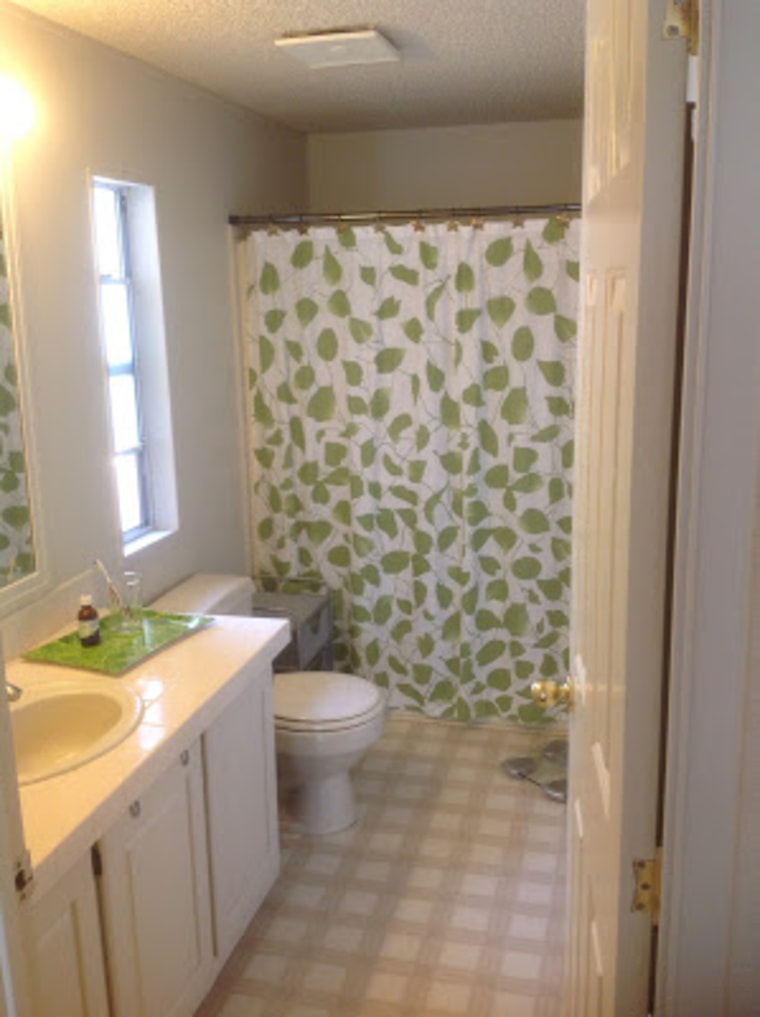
[632,847,662,926]
[14,849,33,901]
[664,0,699,55]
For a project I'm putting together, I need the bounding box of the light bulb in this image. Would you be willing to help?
[0,77,35,144]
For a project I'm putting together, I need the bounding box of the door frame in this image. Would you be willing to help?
[0,652,31,1017]
[658,2,760,1012]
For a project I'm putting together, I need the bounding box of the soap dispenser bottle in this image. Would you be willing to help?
[77,594,101,647]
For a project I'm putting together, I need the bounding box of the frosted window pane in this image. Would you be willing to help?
[100,283,133,367]
[115,454,142,533]
[109,375,140,453]
[93,186,123,278]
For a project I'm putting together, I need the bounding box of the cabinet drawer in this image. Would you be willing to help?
[291,597,332,668]
[251,591,333,670]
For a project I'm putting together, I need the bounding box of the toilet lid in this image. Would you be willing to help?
[274,671,384,728]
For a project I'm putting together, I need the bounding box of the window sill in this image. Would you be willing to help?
[124,529,173,558]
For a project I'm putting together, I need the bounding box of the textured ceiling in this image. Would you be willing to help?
[9,0,585,133]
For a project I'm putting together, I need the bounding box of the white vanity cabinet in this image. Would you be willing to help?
[96,740,214,1017]
[26,852,110,1017]
[203,669,280,961]
[17,626,287,1017]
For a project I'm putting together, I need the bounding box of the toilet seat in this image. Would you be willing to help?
[274,671,385,733]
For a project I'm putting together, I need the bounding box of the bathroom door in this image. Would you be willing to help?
[565,0,688,1012]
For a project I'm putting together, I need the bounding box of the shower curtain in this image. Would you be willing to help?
[241,216,579,722]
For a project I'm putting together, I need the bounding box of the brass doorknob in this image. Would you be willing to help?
[531,677,574,710]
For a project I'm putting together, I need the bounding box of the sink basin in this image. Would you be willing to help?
[10,675,144,785]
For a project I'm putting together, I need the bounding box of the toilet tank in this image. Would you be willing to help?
[150,574,254,616]
[151,574,334,673]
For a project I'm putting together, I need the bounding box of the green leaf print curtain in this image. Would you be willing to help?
[243,217,579,722]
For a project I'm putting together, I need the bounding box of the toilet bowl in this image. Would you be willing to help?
[274,670,386,834]
[150,574,387,835]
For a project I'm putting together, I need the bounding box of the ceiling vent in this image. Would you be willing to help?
[274,29,400,70]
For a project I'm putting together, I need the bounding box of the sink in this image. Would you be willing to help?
[10,675,144,785]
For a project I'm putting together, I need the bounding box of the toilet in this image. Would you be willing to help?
[151,573,387,835]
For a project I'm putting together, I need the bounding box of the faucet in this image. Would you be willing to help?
[5,682,22,702]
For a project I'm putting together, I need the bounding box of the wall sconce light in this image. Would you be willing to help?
[0,77,36,145]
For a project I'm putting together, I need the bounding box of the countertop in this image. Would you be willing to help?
[6,614,290,898]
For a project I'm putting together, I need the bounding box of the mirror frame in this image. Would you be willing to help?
[0,150,47,617]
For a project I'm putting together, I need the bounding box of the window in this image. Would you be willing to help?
[91,178,177,549]
[92,182,146,537]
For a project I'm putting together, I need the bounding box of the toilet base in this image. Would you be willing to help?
[286,772,357,835]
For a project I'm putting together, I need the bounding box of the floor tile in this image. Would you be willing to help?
[501,950,544,981]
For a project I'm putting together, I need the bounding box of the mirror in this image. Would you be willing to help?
[0,197,37,590]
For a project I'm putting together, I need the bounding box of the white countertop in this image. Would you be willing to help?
[6,614,290,898]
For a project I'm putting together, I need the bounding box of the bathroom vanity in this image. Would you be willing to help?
[8,614,290,1017]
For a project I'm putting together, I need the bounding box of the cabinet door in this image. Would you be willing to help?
[97,742,213,1017]
[203,671,279,963]
[26,853,110,1017]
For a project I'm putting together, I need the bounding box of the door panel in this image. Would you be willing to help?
[97,743,214,1017]
[567,0,687,1011]
[27,852,109,1017]
[203,673,280,963]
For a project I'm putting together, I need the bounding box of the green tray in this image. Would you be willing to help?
[23,610,213,676]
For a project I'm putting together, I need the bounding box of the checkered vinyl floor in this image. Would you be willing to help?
[196,712,566,1017]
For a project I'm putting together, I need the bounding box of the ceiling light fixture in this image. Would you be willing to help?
[274,29,399,70]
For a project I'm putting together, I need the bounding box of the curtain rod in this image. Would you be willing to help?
[229,202,581,234]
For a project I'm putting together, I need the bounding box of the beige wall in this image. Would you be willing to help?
[308,120,582,212]
[0,1,307,643]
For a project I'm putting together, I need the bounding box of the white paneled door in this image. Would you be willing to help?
[565,1,688,1013]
